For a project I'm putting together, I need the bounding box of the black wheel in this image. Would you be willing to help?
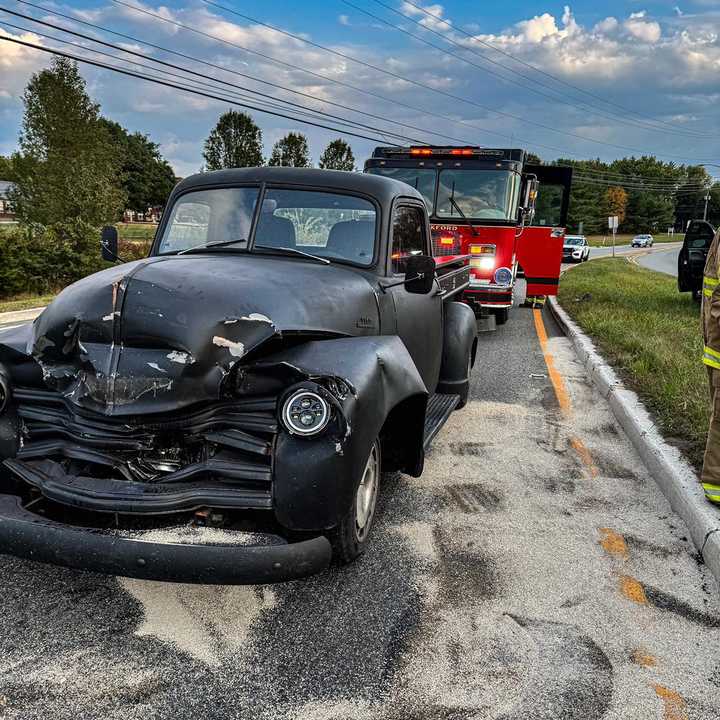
[494,307,509,325]
[328,439,380,564]
[455,349,472,409]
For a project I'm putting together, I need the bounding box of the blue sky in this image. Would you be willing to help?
[1,1,718,177]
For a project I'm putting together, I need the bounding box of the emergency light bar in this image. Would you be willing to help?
[371,146,525,163]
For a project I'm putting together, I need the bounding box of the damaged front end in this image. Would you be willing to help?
[0,266,427,583]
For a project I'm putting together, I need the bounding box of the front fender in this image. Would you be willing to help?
[262,336,428,531]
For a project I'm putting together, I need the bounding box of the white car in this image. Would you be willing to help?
[562,235,590,263]
[632,234,654,248]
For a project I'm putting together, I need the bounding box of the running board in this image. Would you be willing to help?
[423,393,460,450]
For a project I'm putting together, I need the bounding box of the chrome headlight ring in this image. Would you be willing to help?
[282,388,331,437]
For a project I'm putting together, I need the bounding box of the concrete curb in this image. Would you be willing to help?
[0,307,44,325]
[548,295,720,588]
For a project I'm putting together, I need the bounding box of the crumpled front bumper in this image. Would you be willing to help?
[0,494,332,584]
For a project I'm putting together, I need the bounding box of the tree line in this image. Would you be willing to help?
[556,157,719,235]
[201,109,355,171]
[1,57,717,301]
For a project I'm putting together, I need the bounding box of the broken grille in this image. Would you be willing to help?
[12,387,277,501]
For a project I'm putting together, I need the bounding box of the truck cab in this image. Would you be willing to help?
[0,167,476,584]
[364,146,572,326]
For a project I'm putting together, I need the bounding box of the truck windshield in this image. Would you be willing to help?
[253,189,376,266]
[157,187,260,254]
[436,170,518,221]
[366,167,436,212]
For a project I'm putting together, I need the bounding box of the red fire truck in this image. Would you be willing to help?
[364,146,572,326]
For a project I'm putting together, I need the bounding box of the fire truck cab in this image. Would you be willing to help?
[364,146,572,326]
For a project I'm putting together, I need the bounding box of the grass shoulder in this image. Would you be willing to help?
[0,294,57,314]
[557,257,706,469]
[585,234,684,248]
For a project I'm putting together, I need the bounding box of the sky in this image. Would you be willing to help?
[0,0,718,178]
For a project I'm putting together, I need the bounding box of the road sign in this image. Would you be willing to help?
[608,216,619,231]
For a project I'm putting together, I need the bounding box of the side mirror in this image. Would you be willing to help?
[101,225,119,262]
[404,254,436,294]
[521,178,539,220]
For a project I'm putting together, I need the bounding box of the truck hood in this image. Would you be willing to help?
[12,254,381,415]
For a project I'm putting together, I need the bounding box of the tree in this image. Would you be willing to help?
[202,111,263,170]
[0,156,13,180]
[318,139,355,171]
[10,57,124,227]
[268,132,310,167]
[100,119,176,211]
[604,186,628,225]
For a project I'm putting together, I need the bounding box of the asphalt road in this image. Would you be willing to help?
[0,282,718,720]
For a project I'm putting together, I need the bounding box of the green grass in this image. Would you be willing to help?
[585,233,683,247]
[0,293,57,313]
[557,257,707,470]
[117,223,157,243]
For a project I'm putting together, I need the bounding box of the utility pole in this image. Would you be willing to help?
[705,192,711,221]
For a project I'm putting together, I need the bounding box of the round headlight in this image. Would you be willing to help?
[282,390,330,436]
[494,267,513,286]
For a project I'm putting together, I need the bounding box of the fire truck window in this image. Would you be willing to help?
[367,167,436,212]
[437,170,514,220]
[392,206,427,274]
[531,183,563,227]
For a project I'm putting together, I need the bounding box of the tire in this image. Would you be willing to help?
[455,349,473,409]
[328,439,380,564]
[494,307,509,325]
[693,289,702,303]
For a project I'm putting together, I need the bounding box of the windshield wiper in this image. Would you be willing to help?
[254,244,330,265]
[177,238,247,255]
[448,181,478,237]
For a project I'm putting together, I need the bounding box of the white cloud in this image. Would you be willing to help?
[624,16,662,43]
[594,17,619,34]
[338,15,350,27]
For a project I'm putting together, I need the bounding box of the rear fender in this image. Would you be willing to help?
[261,336,428,531]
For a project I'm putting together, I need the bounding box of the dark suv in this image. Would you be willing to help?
[678,220,717,300]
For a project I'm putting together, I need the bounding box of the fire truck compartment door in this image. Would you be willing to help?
[517,164,572,297]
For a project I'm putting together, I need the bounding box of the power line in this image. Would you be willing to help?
[0,34,424,144]
[352,0,711,141]
[398,0,714,139]
[199,0,714,159]
[5,2,475,147]
[106,0,716,164]
[0,10,448,146]
[0,19,431,146]
[10,0,715,177]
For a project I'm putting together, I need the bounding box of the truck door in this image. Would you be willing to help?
[515,165,572,297]
[388,202,443,392]
[679,220,716,293]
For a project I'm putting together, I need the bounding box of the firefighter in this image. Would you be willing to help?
[701,226,720,506]
[523,295,546,309]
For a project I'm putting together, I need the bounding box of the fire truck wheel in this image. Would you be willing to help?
[494,308,509,325]
[328,439,381,564]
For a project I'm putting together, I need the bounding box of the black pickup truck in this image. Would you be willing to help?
[0,167,476,584]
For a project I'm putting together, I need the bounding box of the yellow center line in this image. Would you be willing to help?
[599,528,629,560]
[533,308,598,477]
[536,309,688,717]
[653,685,688,720]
